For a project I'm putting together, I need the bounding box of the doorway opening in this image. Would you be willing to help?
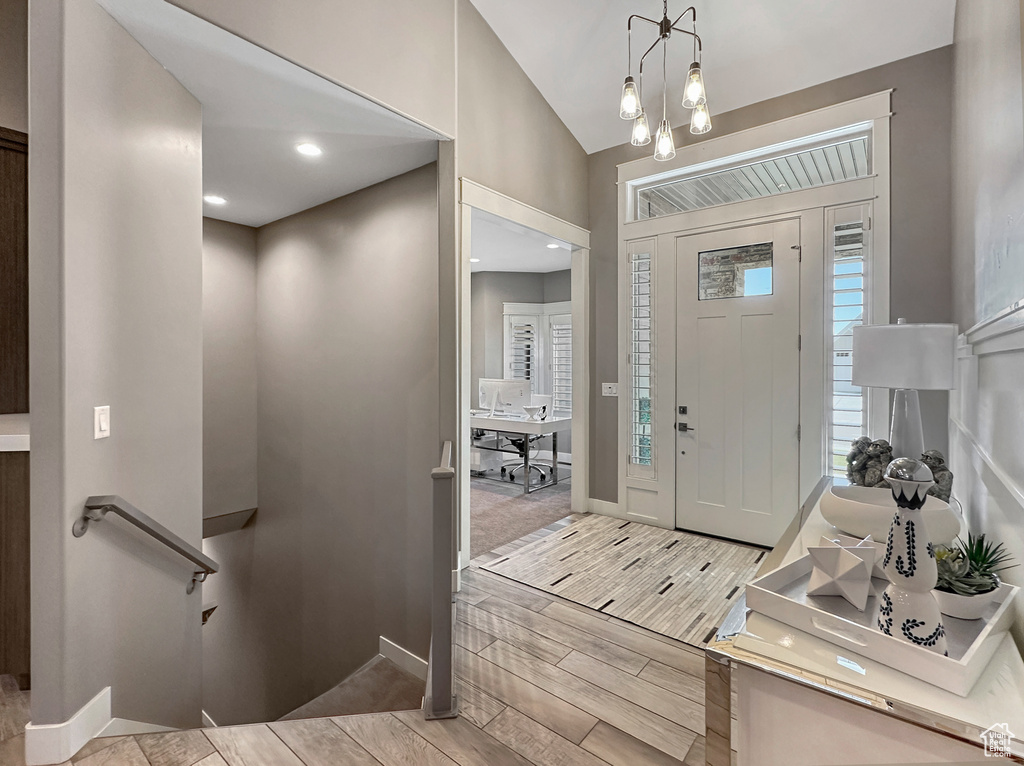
[458,182,590,568]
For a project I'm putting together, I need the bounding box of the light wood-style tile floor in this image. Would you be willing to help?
[3,514,735,766]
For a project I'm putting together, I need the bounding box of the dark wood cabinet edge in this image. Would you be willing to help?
[0,126,27,150]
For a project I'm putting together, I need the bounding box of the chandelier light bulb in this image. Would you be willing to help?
[619,76,642,120]
[681,62,706,108]
[654,119,676,161]
[690,102,712,135]
[631,111,652,146]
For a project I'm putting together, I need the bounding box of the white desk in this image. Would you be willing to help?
[469,413,571,494]
[704,490,1024,765]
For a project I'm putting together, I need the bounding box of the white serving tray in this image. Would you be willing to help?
[745,555,1019,697]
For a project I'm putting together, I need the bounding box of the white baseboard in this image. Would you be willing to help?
[379,636,428,681]
[98,718,176,737]
[588,498,619,517]
[202,710,218,729]
[25,686,111,766]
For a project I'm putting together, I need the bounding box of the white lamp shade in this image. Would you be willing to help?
[852,322,958,390]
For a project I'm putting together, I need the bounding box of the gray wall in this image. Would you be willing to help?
[30,0,203,727]
[587,47,955,503]
[201,525,267,725]
[202,218,258,519]
[470,270,571,408]
[0,0,27,132]
[203,164,439,723]
[456,0,589,229]
[200,219,265,725]
[949,0,1024,635]
[544,269,572,304]
[953,1,1024,330]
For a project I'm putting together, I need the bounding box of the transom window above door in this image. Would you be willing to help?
[632,124,872,221]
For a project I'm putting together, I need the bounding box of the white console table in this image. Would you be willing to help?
[704,488,1024,765]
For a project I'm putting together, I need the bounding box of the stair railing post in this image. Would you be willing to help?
[424,441,457,719]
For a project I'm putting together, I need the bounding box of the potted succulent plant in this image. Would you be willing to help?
[933,533,1016,620]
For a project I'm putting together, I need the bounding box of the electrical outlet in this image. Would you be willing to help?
[602,383,618,397]
[94,406,110,439]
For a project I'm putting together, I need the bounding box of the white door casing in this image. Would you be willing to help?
[674,220,801,545]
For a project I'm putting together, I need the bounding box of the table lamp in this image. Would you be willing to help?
[851,319,957,459]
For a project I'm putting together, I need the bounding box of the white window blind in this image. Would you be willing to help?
[549,315,572,413]
[505,316,537,391]
[629,252,653,467]
[502,304,572,410]
[829,216,867,478]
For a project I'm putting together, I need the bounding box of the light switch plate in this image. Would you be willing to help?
[94,406,110,439]
[602,383,618,397]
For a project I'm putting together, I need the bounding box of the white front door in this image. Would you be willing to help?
[674,220,801,545]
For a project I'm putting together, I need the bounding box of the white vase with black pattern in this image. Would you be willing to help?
[878,457,948,655]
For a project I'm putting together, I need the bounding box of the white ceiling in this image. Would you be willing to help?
[469,0,956,154]
[471,209,572,273]
[98,0,442,227]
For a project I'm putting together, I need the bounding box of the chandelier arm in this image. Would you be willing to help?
[668,27,702,53]
[627,14,661,30]
[671,6,697,28]
[637,36,663,77]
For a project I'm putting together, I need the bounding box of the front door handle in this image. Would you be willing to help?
[676,422,695,432]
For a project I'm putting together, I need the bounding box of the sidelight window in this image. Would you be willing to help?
[827,209,869,479]
[629,251,654,468]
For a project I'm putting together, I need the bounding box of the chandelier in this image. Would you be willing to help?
[619,2,711,161]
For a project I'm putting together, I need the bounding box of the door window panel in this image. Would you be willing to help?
[697,242,773,300]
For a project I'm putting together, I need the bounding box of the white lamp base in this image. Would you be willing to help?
[890,388,925,459]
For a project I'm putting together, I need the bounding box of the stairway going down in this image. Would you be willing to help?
[278,655,425,720]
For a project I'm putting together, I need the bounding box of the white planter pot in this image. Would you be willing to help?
[932,586,1000,620]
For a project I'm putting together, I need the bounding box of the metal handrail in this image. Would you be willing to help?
[73,495,219,594]
[424,441,458,720]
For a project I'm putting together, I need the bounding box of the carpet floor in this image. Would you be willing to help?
[470,474,571,559]
[482,513,767,647]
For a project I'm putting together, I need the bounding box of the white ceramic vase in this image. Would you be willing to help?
[878,458,948,655]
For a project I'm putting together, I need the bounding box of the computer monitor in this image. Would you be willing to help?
[479,378,530,416]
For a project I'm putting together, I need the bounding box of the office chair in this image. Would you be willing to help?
[501,433,552,486]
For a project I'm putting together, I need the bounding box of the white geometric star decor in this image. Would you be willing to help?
[807,537,877,611]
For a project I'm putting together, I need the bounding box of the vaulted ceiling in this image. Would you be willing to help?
[469,0,956,154]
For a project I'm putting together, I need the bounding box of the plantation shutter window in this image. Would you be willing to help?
[549,314,572,413]
[504,314,538,392]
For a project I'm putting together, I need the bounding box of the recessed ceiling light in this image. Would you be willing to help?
[203,194,226,205]
[547,243,560,249]
[296,143,323,157]
[470,258,481,263]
